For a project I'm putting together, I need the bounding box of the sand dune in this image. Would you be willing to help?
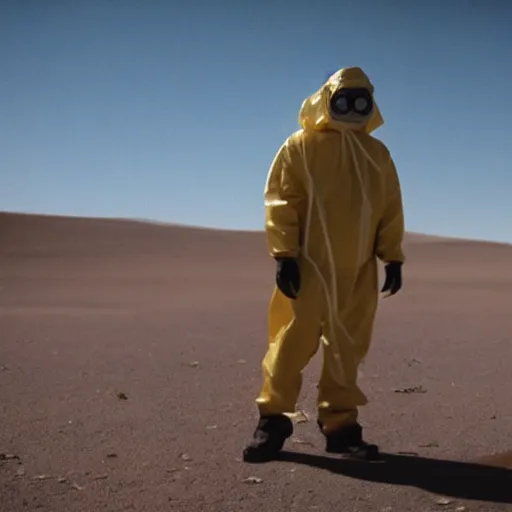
[1,212,511,511]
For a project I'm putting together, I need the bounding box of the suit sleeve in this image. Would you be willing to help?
[375,154,406,264]
[264,136,307,259]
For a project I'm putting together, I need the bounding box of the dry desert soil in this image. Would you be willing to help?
[1,212,511,511]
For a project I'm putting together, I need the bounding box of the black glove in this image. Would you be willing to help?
[275,257,301,300]
[381,261,402,296]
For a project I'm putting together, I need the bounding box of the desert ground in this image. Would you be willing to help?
[1,212,511,512]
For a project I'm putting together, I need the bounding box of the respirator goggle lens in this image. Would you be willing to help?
[331,88,373,116]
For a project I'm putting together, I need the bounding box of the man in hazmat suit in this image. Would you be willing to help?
[243,66,405,463]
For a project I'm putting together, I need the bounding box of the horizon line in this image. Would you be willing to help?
[1,209,510,247]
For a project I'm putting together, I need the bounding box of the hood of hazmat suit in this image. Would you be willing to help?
[258,67,405,433]
[299,67,384,134]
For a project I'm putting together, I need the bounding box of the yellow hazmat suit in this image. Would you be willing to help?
[256,67,405,434]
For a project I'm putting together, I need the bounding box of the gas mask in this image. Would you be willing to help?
[329,87,374,124]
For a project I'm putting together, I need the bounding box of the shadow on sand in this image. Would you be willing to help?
[277,451,512,504]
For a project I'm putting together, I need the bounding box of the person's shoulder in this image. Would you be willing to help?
[269,131,305,166]
[366,133,391,155]
[280,130,310,159]
[287,129,329,149]
[363,134,396,168]
[285,129,307,146]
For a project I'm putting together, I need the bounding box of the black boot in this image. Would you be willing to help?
[319,421,380,461]
[243,415,293,463]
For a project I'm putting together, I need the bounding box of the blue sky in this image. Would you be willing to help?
[1,1,511,243]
